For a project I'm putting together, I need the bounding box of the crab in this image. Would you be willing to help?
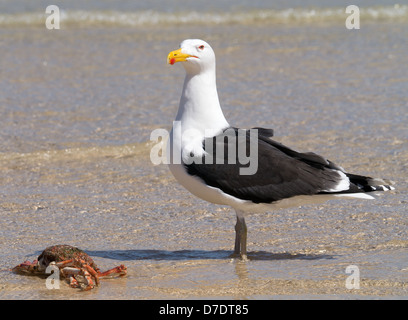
[12,244,127,291]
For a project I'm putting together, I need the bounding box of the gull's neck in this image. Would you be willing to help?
[175,68,229,136]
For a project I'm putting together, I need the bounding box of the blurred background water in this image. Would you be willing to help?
[0,0,407,299]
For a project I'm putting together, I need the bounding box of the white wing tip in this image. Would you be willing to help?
[334,193,375,200]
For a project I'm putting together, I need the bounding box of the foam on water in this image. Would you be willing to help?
[0,5,407,27]
[1,1,407,299]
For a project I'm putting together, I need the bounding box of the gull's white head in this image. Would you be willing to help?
[167,39,215,75]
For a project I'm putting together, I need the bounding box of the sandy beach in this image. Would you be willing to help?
[1,1,407,299]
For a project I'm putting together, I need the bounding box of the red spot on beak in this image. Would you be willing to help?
[170,58,176,65]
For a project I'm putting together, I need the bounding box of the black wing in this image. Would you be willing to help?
[185,127,367,204]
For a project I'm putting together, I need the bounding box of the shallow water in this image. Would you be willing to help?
[1,2,408,299]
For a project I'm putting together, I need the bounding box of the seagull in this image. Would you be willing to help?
[166,39,394,260]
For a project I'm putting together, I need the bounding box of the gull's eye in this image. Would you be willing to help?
[198,45,205,50]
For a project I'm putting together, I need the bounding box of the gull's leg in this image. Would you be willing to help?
[233,210,248,260]
[239,216,248,260]
[234,216,242,255]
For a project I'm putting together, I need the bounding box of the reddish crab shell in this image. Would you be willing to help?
[38,245,100,272]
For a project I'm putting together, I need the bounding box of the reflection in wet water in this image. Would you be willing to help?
[1,8,407,299]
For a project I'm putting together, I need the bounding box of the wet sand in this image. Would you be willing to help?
[1,16,408,299]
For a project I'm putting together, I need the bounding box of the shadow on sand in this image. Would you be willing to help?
[85,249,335,262]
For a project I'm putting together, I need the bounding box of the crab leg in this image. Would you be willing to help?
[59,266,80,288]
[53,259,75,268]
[80,269,96,291]
[83,264,99,286]
[12,259,39,274]
[98,265,127,278]
[54,259,82,288]
[69,275,80,288]
[60,266,96,290]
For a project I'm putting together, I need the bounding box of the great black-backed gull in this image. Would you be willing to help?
[166,39,394,260]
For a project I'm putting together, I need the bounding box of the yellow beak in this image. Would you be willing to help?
[167,48,195,65]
